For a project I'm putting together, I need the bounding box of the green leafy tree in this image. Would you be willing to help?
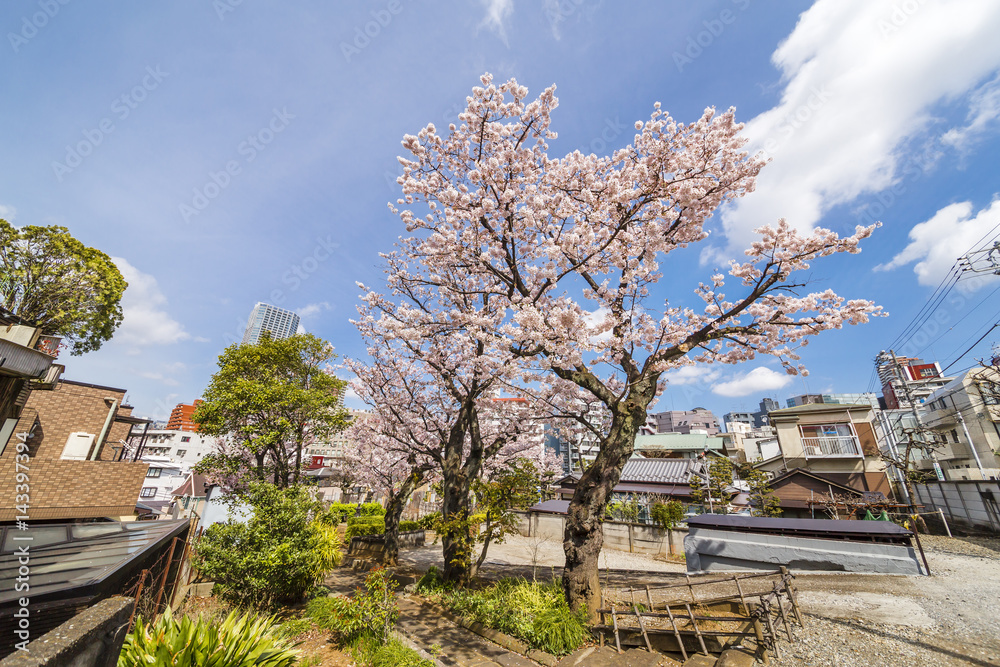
[737,464,783,517]
[691,458,734,513]
[192,482,342,610]
[0,220,126,354]
[194,333,349,489]
[468,458,546,576]
[650,499,685,530]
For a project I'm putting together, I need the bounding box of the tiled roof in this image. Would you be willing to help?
[619,458,703,484]
[170,473,210,498]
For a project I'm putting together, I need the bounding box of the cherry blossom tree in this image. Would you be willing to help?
[348,290,551,582]
[389,74,883,616]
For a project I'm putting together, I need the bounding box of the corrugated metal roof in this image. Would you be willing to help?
[620,458,702,484]
[0,337,54,379]
[634,432,724,451]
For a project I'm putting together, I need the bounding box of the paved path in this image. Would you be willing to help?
[397,595,537,667]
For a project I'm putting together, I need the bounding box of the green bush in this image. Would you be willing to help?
[321,502,358,525]
[417,512,440,529]
[346,522,385,539]
[358,502,386,516]
[192,482,342,610]
[371,639,434,666]
[306,568,398,644]
[531,607,588,655]
[118,607,298,667]
[650,500,686,530]
[399,520,421,532]
[441,578,587,655]
[347,514,385,527]
[414,565,450,595]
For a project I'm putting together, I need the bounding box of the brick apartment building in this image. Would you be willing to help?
[0,379,150,522]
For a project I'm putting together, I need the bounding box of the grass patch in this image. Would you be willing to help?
[416,568,588,655]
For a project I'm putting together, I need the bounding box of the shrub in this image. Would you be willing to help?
[306,568,398,645]
[440,578,586,655]
[417,512,440,529]
[399,520,421,532]
[118,607,298,667]
[414,565,450,595]
[358,502,386,516]
[347,514,385,527]
[531,607,588,655]
[650,500,686,530]
[192,482,342,610]
[346,522,385,539]
[371,639,434,666]
[321,502,358,525]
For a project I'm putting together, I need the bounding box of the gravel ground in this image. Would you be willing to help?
[398,533,1000,665]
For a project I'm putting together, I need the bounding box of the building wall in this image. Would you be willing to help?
[165,401,201,432]
[0,380,148,521]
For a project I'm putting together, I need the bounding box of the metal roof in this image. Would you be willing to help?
[620,458,703,484]
[685,514,912,543]
[528,499,570,514]
[0,520,189,606]
[633,432,724,451]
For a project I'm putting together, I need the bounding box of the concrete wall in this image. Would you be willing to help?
[515,511,687,557]
[684,527,922,575]
[912,480,1000,534]
[0,598,132,667]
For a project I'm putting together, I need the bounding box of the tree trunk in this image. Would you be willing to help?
[383,469,424,566]
[441,467,473,583]
[562,392,652,621]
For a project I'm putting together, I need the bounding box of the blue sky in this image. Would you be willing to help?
[3,0,1000,421]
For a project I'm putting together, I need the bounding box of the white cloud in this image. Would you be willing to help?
[712,367,793,397]
[942,73,1000,152]
[711,0,1000,258]
[663,366,723,387]
[0,204,16,219]
[875,199,1000,289]
[111,257,191,346]
[478,0,513,46]
[297,301,332,318]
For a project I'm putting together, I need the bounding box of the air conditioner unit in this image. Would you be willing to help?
[61,432,96,460]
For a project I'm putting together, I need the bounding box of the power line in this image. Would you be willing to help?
[941,324,998,374]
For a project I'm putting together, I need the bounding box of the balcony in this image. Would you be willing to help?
[801,435,862,458]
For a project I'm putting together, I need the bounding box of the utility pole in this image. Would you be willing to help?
[949,392,987,479]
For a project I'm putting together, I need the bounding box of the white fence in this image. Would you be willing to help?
[912,480,1000,534]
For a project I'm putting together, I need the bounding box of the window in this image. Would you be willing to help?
[951,429,959,444]
[146,467,161,478]
[181,436,191,443]
[140,487,156,498]
[177,450,187,457]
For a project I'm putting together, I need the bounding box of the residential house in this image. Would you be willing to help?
[919,367,1000,480]
[755,403,893,513]
[0,377,150,522]
[553,458,708,503]
[649,408,720,435]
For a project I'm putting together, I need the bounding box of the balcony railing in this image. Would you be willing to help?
[801,436,862,458]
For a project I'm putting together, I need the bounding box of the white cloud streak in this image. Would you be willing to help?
[712,366,793,397]
[711,0,1000,258]
[111,257,191,346]
[478,0,514,46]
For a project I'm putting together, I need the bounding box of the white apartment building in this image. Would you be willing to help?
[130,428,217,468]
[137,455,189,505]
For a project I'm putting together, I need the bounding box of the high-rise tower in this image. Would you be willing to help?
[241,302,301,344]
